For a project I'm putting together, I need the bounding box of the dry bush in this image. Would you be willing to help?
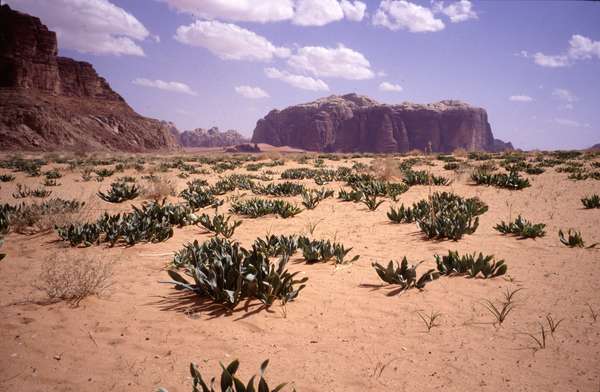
[370,157,402,180]
[38,254,113,306]
[10,199,88,234]
[452,148,468,157]
[140,175,177,200]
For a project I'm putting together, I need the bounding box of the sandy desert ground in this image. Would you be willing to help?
[0,150,599,392]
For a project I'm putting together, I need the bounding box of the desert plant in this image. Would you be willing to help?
[581,194,600,209]
[157,359,291,392]
[527,323,547,350]
[44,169,62,179]
[372,258,439,291]
[198,213,242,238]
[301,188,333,209]
[38,254,113,306]
[403,169,450,186]
[9,198,85,234]
[31,187,52,198]
[12,184,31,198]
[43,178,60,187]
[558,229,596,248]
[337,189,363,202]
[482,298,514,325]
[417,310,442,332]
[435,251,507,278]
[94,168,115,178]
[494,215,546,239]
[97,181,139,203]
[253,181,305,197]
[140,175,177,200]
[0,174,15,182]
[471,169,530,190]
[253,234,299,259]
[386,203,426,224]
[545,314,563,336]
[360,194,384,211]
[230,198,302,219]
[297,237,358,264]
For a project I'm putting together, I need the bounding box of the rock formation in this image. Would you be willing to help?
[251,94,513,153]
[0,4,178,152]
[178,127,248,148]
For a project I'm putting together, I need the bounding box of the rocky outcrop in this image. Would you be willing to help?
[0,5,178,152]
[178,127,248,148]
[251,94,512,153]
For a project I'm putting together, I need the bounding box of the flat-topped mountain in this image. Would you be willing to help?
[0,4,177,152]
[251,94,512,153]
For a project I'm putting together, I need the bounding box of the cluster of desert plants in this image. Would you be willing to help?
[180,179,218,210]
[97,180,139,203]
[558,229,596,248]
[253,181,306,197]
[158,359,291,392]
[372,257,439,291]
[471,169,530,189]
[0,174,16,182]
[435,251,507,278]
[167,237,307,307]
[56,199,194,247]
[2,199,85,234]
[403,169,451,186]
[230,198,302,218]
[337,189,363,202]
[494,215,546,239]
[297,236,359,264]
[253,234,299,258]
[197,213,242,238]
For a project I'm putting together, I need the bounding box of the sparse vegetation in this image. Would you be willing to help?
[581,194,600,209]
[435,251,507,278]
[372,258,439,291]
[197,213,242,238]
[471,169,530,189]
[494,215,546,239]
[97,181,139,203]
[558,229,596,248]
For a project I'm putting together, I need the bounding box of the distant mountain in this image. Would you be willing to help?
[589,143,600,150]
[0,5,177,151]
[177,127,248,148]
[252,93,513,153]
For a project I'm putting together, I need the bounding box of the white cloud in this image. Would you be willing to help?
[533,53,570,68]
[133,78,197,95]
[265,67,329,91]
[552,88,578,103]
[379,82,403,92]
[174,20,290,61]
[373,0,445,33]
[287,44,374,80]
[293,0,344,26]
[554,118,591,128]
[509,95,533,102]
[340,0,367,22]
[433,0,477,23]
[530,34,600,68]
[7,0,150,56]
[235,85,270,99]
[161,0,295,23]
[568,34,600,60]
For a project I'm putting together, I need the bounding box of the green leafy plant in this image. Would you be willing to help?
[157,359,291,392]
[297,236,359,264]
[558,229,597,248]
[372,257,439,291]
[417,310,442,332]
[97,181,139,203]
[403,169,450,186]
[435,251,507,279]
[301,188,334,209]
[31,187,52,198]
[471,169,530,190]
[494,215,546,239]
[230,198,302,219]
[337,189,363,202]
[0,174,15,182]
[253,181,305,197]
[253,234,299,259]
[180,180,217,210]
[527,323,547,350]
[581,194,600,209]
[12,184,31,199]
[360,194,384,211]
[198,213,242,238]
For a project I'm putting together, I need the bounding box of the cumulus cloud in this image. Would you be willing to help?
[509,95,533,102]
[174,20,290,61]
[340,0,367,21]
[554,118,591,128]
[7,0,150,56]
[530,34,600,68]
[373,0,445,33]
[287,44,374,80]
[379,82,403,92]
[293,0,345,26]
[133,78,197,95]
[235,85,270,99]
[552,88,578,103]
[161,0,294,23]
[433,0,477,23]
[265,67,329,91]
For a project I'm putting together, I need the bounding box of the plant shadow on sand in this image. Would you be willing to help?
[151,291,276,320]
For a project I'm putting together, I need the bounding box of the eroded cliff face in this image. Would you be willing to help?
[251,94,513,153]
[178,127,248,148]
[0,4,177,152]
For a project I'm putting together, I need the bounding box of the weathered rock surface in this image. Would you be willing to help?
[0,5,177,152]
[251,94,512,153]
[178,127,248,148]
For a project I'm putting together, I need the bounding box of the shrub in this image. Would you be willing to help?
[97,181,139,203]
[44,169,62,179]
[297,236,359,264]
[253,234,299,258]
[198,213,242,238]
[471,169,530,190]
[582,194,600,209]
[94,168,115,178]
[338,189,363,202]
[166,238,307,307]
[372,258,439,291]
[12,184,31,198]
[38,254,113,306]
[360,194,384,211]
[403,169,450,186]
[494,215,546,239]
[301,188,333,209]
[31,187,52,198]
[158,359,291,392]
[435,251,507,278]
[0,174,15,182]
[140,175,177,200]
[444,162,460,171]
[253,181,305,197]
[180,180,217,210]
[9,198,85,234]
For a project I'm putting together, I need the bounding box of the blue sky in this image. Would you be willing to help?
[6,0,600,150]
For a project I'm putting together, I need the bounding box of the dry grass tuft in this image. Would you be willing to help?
[370,157,402,181]
[140,175,177,200]
[452,148,468,157]
[38,254,113,306]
